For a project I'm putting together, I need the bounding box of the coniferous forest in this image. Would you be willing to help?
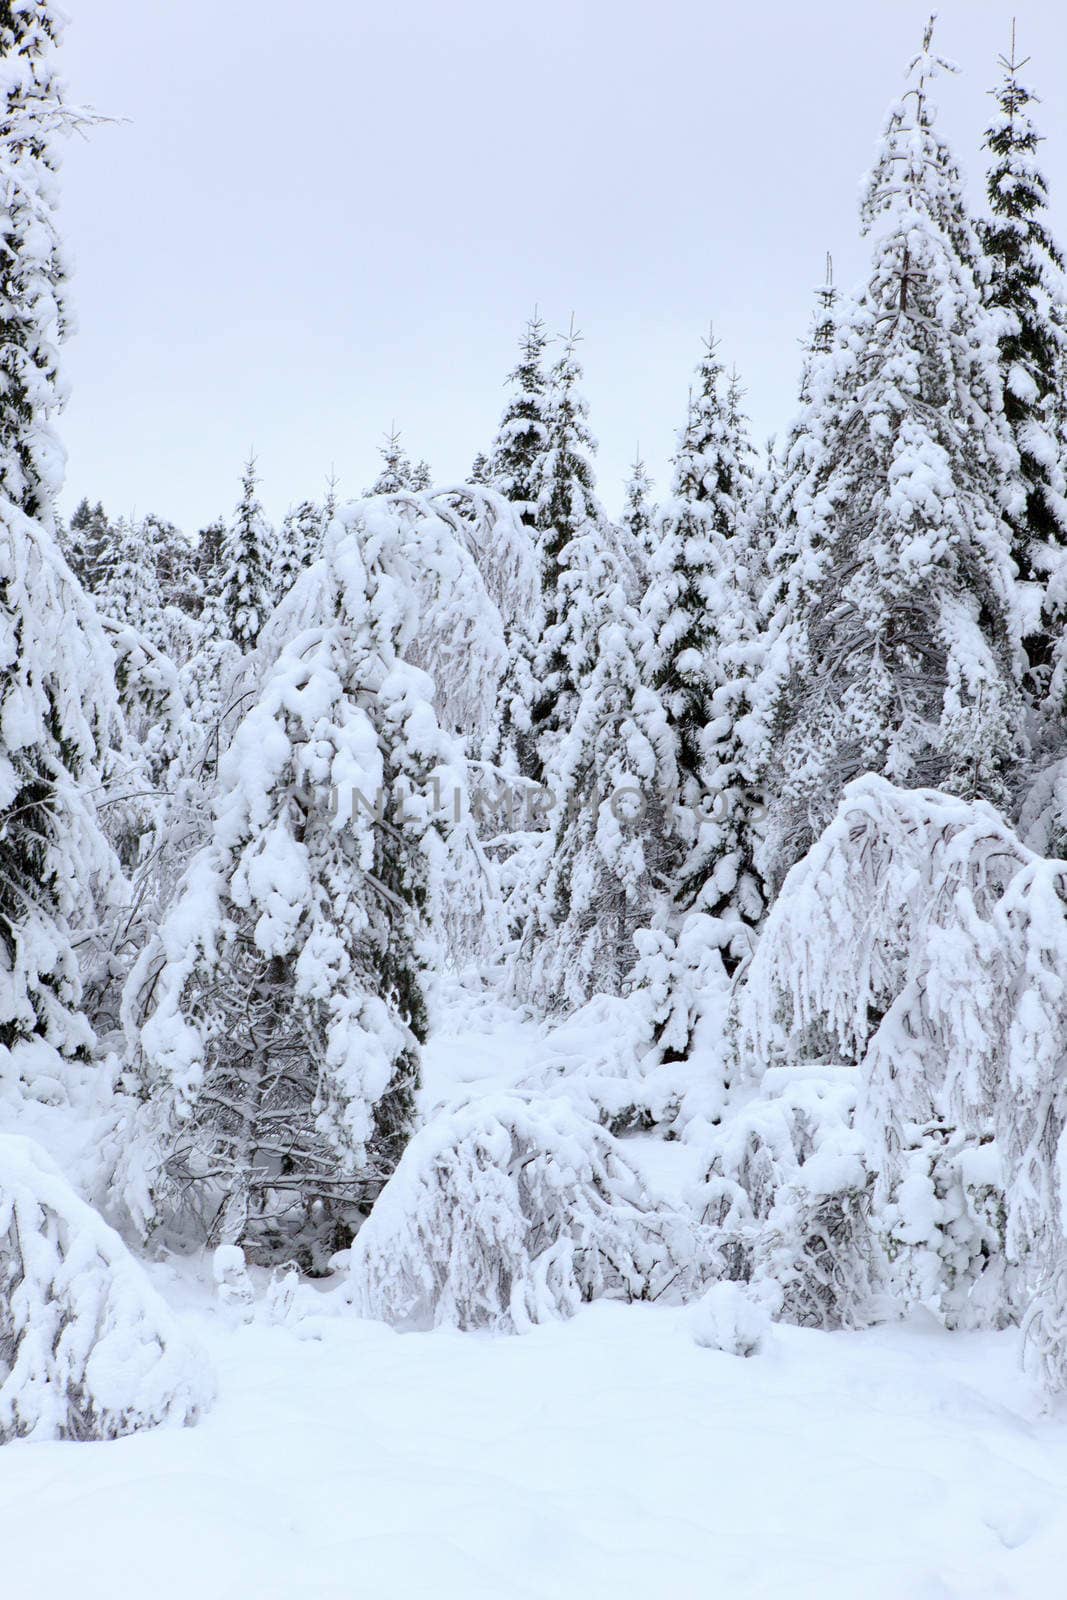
[9,6,1067,1593]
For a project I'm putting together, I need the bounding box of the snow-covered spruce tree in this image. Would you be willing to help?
[703,370,768,964]
[740,438,779,628]
[534,321,599,590]
[0,1133,212,1441]
[642,331,737,785]
[196,515,225,594]
[753,258,843,629]
[220,454,273,653]
[720,369,759,589]
[181,514,237,744]
[979,32,1067,702]
[799,254,839,405]
[121,494,507,1265]
[0,1,121,1057]
[756,26,1025,888]
[364,427,415,496]
[639,332,764,969]
[143,513,196,610]
[409,458,431,492]
[483,313,552,778]
[182,582,241,765]
[271,501,313,605]
[530,326,611,762]
[620,450,656,572]
[284,498,325,577]
[322,468,339,525]
[514,582,672,1014]
[145,524,202,669]
[63,493,92,561]
[123,533,431,1261]
[61,494,108,590]
[95,513,162,642]
[104,621,189,843]
[532,325,641,606]
[488,311,552,519]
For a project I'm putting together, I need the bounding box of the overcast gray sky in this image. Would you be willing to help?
[56,0,1067,533]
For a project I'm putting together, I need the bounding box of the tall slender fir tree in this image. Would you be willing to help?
[640,331,763,962]
[484,315,553,776]
[487,312,552,523]
[220,454,273,653]
[530,325,608,763]
[620,451,656,573]
[978,30,1067,703]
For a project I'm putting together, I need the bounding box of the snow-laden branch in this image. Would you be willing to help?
[347,1094,709,1331]
[736,774,1067,1368]
[0,1134,212,1442]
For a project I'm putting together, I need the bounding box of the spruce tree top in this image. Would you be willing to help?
[366,428,415,496]
[488,312,551,522]
[829,18,1017,510]
[221,454,273,652]
[536,325,601,588]
[980,27,1067,579]
[796,256,838,407]
[621,451,655,565]
[640,332,755,805]
[669,332,753,547]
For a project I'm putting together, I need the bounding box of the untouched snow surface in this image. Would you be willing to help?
[3,1287,1067,1598]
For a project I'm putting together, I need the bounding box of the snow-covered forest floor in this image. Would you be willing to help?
[4,987,1067,1600]
[7,1293,1065,1600]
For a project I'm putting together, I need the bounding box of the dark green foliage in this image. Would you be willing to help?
[979,36,1067,693]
